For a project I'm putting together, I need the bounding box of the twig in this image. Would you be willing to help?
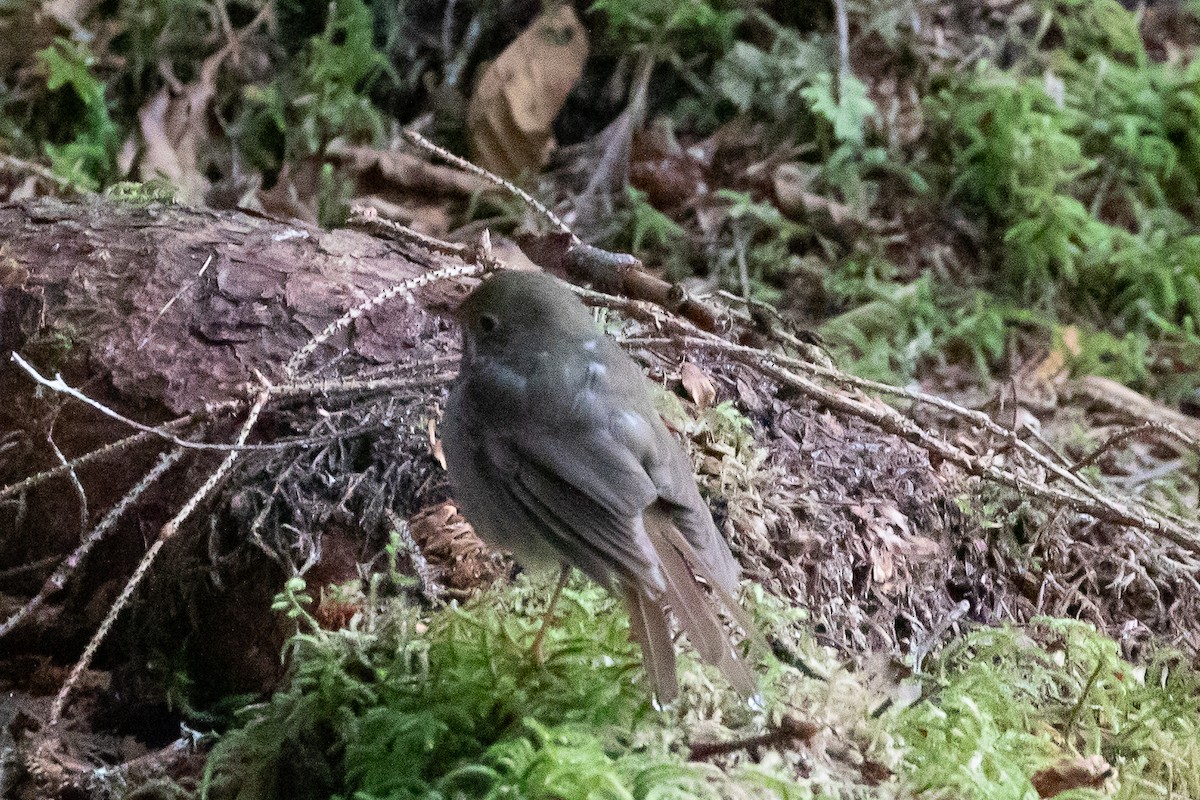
[834,0,851,88]
[0,555,58,581]
[688,714,818,761]
[46,415,88,535]
[9,353,330,453]
[12,353,241,452]
[0,154,87,192]
[1024,424,1073,469]
[386,508,445,601]
[0,450,183,640]
[1,428,170,503]
[402,128,573,237]
[580,48,655,202]
[284,262,483,378]
[266,371,455,401]
[138,252,213,350]
[1072,422,1200,472]
[349,207,479,259]
[50,390,270,726]
[737,348,1200,558]
[611,303,1200,562]
[675,337,1195,540]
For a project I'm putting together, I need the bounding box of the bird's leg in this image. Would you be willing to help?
[531,564,571,665]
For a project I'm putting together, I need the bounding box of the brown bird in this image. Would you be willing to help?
[440,270,757,701]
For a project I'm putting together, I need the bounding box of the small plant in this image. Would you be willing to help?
[625,186,686,253]
[36,37,121,190]
[589,0,744,60]
[820,261,1018,383]
[237,0,385,225]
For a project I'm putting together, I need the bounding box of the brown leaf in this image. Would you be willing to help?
[772,163,870,231]
[329,143,495,197]
[467,4,589,178]
[429,417,446,470]
[138,48,228,204]
[1031,755,1112,798]
[681,361,717,409]
[629,123,709,211]
[255,161,321,224]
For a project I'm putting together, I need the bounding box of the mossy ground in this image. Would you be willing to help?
[200,573,1200,800]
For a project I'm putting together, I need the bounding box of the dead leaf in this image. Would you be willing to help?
[429,417,446,470]
[681,361,717,409]
[1031,755,1112,798]
[773,163,863,229]
[138,47,228,204]
[330,143,492,195]
[629,122,709,211]
[255,161,321,224]
[467,4,589,178]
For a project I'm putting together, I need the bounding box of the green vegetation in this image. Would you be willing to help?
[203,580,1200,799]
[903,619,1200,798]
[6,1,1200,795]
[35,37,122,190]
[203,576,818,800]
[6,0,1200,393]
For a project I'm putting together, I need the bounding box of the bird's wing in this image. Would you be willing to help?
[641,428,741,595]
[488,430,664,590]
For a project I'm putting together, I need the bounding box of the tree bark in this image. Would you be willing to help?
[0,197,463,700]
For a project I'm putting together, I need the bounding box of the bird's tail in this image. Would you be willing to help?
[626,507,758,701]
[623,587,679,703]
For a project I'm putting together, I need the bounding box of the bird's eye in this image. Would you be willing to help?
[478,313,498,333]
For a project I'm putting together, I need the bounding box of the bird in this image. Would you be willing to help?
[439,269,757,702]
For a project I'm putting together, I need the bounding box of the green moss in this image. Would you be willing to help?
[899,619,1200,799]
[202,576,816,800]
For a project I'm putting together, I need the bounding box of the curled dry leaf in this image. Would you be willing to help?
[1030,755,1112,798]
[773,162,873,233]
[138,48,228,205]
[681,361,717,409]
[255,160,321,224]
[467,4,589,178]
[329,143,497,234]
[429,417,446,470]
[629,123,710,211]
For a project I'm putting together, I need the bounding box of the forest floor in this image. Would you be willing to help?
[3,0,1200,798]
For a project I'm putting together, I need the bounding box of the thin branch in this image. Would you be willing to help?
[386,508,445,601]
[11,353,259,452]
[834,0,851,86]
[138,252,213,350]
[0,450,183,641]
[9,353,334,453]
[1,429,165,503]
[46,415,88,535]
[402,128,574,238]
[599,286,1200,564]
[1073,421,1200,472]
[0,153,88,193]
[50,390,269,726]
[688,714,818,761]
[284,261,482,378]
[349,208,478,259]
[266,371,454,401]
